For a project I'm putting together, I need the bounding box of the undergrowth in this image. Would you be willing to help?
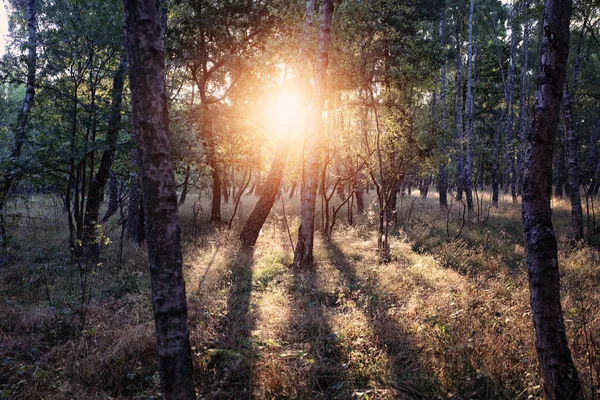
[1,192,599,399]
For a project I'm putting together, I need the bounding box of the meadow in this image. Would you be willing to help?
[1,190,599,399]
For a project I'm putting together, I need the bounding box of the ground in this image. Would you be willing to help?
[1,191,599,399]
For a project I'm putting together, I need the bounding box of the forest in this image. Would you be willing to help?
[0,0,599,398]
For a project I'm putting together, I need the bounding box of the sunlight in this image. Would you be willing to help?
[265,88,308,139]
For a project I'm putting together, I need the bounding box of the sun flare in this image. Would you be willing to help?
[266,88,308,138]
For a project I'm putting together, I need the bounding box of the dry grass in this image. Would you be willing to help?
[1,191,599,399]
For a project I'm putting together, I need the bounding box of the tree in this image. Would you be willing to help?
[437,10,448,209]
[82,50,128,262]
[294,0,334,269]
[0,0,37,244]
[521,0,583,395]
[123,0,195,398]
[463,0,475,213]
[239,140,289,247]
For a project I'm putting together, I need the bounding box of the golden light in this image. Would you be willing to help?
[265,88,308,138]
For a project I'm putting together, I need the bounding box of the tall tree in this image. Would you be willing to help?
[505,0,518,202]
[521,0,583,395]
[123,0,195,398]
[294,0,334,269]
[239,140,289,247]
[516,0,530,196]
[0,0,37,243]
[437,10,448,209]
[82,50,128,261]
[463,0,475,213]
[563,83,583,241]
[454,15,464,201]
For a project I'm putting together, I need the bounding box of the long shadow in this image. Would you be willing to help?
[279,267,350,399]
[324,239,442,399]
[197,246,256,399]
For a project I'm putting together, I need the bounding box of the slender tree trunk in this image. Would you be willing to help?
[563,83,583,240]
[179,164,191,205]
[123,1,195,398]
[521,0,583,394]
[294,0,334,269]
[554,129,568,198]
[454,22,464,201]
[505,1,518,202]
[437,12,448,209]
[516,1,530,196]
[0,0,36,244]
[463,0,475,213]
[82,50,128,262]
[240,141,289,247]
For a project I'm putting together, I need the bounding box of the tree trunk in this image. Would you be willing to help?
[563,83,583,240]
[521,0,583,394]
[288,181,297,198]
[355,186,364,213]
[505,2,518,202]
[554,129,568,198]
[0,0,37,244]
[179,164,191,205]
[82,50,127,262]
[437,11,448,209]
[294,0,334,269]
[123,1,195,399]
[454,21,464,201]
[463,0,475,213]
[516,1,530,196]
[239,141,289,247]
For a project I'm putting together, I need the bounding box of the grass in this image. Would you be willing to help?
[1,190,599,399]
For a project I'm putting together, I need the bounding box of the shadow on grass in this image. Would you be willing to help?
[196,246,256,399]
[253,261,350,399]
[324,239,443,399]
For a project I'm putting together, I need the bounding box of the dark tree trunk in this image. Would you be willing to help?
[127,173,146,245]
[516,1,531,196]
[288,181,297,198]
[178,164,191,205]
[437,11,448,209]
[554,128,568,198]
[563,83,583,240]
[82,50,127,262]
[0,0,37,244]
[123,1,195,399]
[505,2,518,202]
[355,186,364,213]
[294,0,334,269]
[454,21,464,201]
[521,0,583,395]
[239,142,289,247]
[463,0,475,213]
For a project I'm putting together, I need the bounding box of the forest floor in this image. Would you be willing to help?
[1,191,600,399]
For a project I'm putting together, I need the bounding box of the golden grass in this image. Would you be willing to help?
[1,191,599,399]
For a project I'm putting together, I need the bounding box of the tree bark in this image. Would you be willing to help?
[516,0,530,196]
[505,2,518,202]
[562,83,583,240]
[82,50,128,262]
[463,0,475,213]
[521,0,583,394]
[437,11,448,209]
[239,141,289,247]
[454,21,464,201]
[293,0,334,269]
[123,1,195,398]
[178,164,191,205]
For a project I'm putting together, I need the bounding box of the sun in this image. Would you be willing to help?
[266,87,308,138]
